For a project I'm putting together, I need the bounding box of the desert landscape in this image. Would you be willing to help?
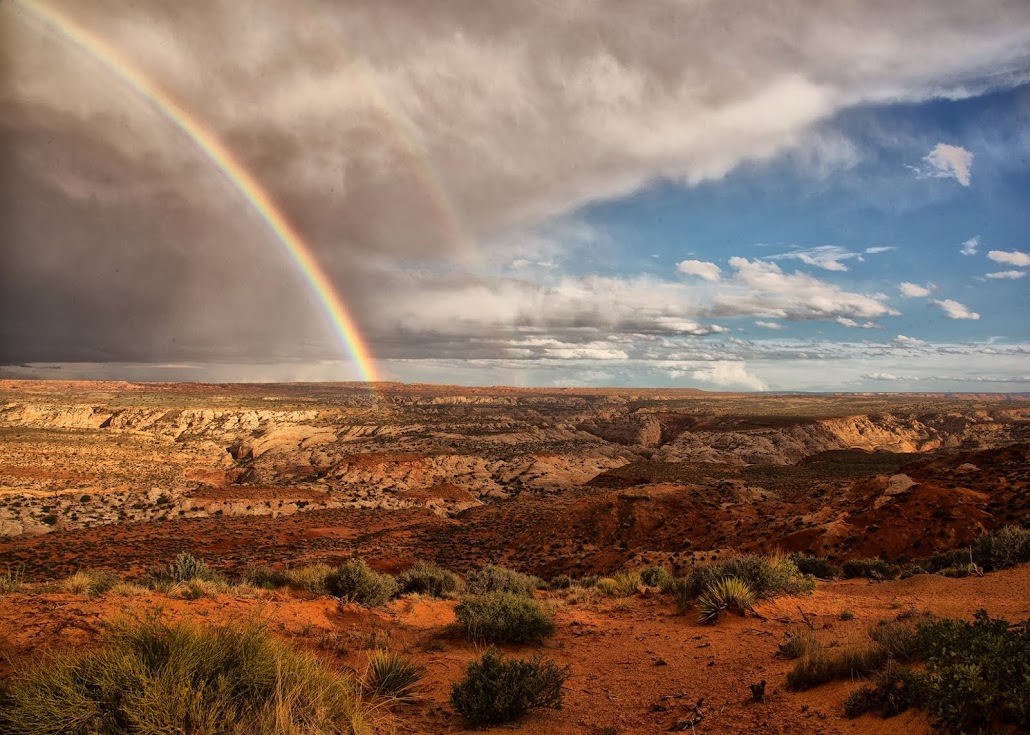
[1,380,1028,734]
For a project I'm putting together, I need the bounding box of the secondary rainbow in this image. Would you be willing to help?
[14,0,387,382]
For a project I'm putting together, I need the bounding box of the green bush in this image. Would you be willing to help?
[841,558,901,581]
[361,649,426,704]
[843,660,919,719]
[684,554,815,600]
[639,565,674,588]
[0,615,370,734]
[970,525,1030,571]
[789,553,841,579]
[326,559,398,606]
[465,564,539,597]
[243,565,290,590]
[912,610,1029,732]
[450,648,570,726]
[396,560,462,598]
[869,620,919,662]
[547,574,574,590]
[455,592,555,644]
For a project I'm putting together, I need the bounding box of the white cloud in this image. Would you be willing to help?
[754,321,784,329]
[960,236,980,256]
[933,299,980,320]
[864,372,900,381]
[835,317,880,329]
[893,335,928,348]
[985,270,1026,280]
[720,258,899,320]
[676,259,722,282]
[918,143,974,186]
[690,361,768,391]
[769,245,859,271]
[899,282,933,298]
[988,250,1030,266]
[864,246,893,254]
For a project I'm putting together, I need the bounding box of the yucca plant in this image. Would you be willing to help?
[361,649,426,704]
[697,577,755,624]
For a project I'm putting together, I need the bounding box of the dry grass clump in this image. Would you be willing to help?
[777,627,820,660]
[361,649,426,704]
[0,566,23,596]
[593,571,645,597]
[697,577,756,623]
[0,614,372,734]
[55,569,120,597]
[786,642,890,690]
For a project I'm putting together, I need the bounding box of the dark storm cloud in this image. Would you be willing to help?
[2,0,1030,365]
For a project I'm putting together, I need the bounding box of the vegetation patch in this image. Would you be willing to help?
[396,560,463,598]
[0,615,370,735]
[326,559,398,606]
[455,591,556,644]
[841,558,901,581]
[361,649,426,704]
[697,577,756,624]
[465,564,539,597]
[450,648,570,726]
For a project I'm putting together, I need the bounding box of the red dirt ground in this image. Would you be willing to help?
[2,565,1027,734]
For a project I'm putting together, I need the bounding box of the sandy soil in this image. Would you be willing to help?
[2,566,1027,734]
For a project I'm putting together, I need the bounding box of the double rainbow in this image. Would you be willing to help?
[10,0,471,384]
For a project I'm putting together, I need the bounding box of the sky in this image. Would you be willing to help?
[2,0,1029,391]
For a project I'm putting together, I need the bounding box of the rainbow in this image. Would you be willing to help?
[10,0,475,384]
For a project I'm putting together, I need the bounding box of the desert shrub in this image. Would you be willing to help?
[594,577,619,596]
[789,553,841,579]
[285,564,336,594]
[465,564,539,597]
[396,560,462,598]
[970,525,1030,571]
[0,566,23,596]
[786,644,889,690]
[697,577,755,624]
[0,615,370,735]
[912,610,1029,732]
[778,627,820,660]
[243,565,290,590]
[595,571,641,597]
[158,551,216,584]
[685,554,815,600]
[326,559,398,606]
[923,548,969,574]
[869,620,919,662]
[547,574,573,590]
[576,574,600,589]
[450,648,569,726]
[841,558,901,581]
[639,565,674,588]
[58,569,120,597]
[361,649,426,704]
[843,660,919,719]
[663,575,696,612]
[455,592,555,644]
